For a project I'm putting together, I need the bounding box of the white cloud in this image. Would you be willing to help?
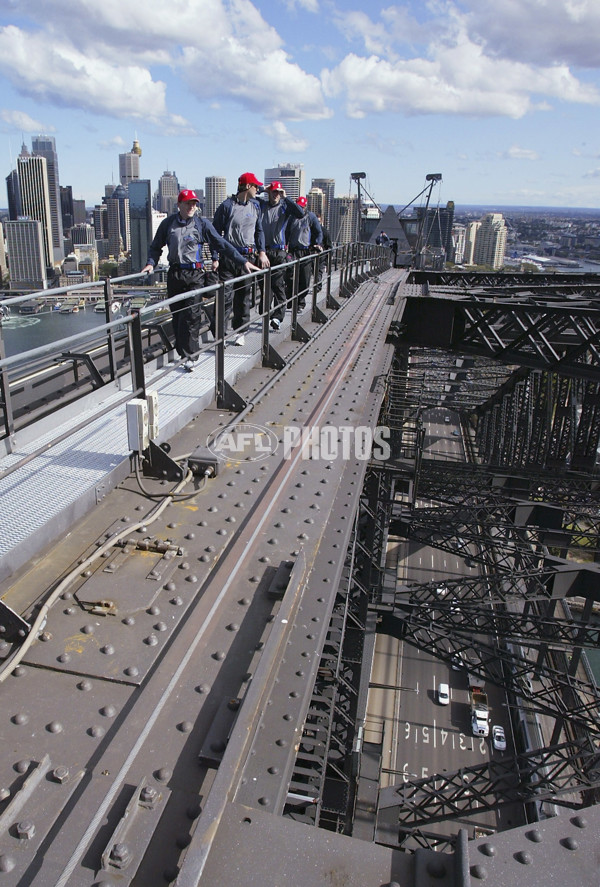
[283,0,319,11]
[0,108,52,132]
[583,168,600,178]
[0,0,330,126]
[460,0,600,67]
[504,146,540,161]
[262,121,309,153]
[0,26,190,132]
[322,4,600,119]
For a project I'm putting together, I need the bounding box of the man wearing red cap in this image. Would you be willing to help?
[212,173,269,345]
[286,196,323,310]
[143,189,258,368]
[259,181,304,330]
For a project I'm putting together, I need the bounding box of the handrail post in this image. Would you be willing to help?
[104,277,118,382]
[129,310,146,399]
[0,323,14,445]
[215,280,226,403]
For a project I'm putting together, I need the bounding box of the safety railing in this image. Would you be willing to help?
[0,242,390,450]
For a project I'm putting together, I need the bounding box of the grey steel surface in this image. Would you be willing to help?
[0,267,599,886]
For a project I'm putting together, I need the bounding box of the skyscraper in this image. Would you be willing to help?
[473,213,507,269]
[311,178,335,228]
[6,169,22,220]
[128,179,153,273]
[5,219,47,290]
[119,138,142,187]
[205,176,227,220]
[60,185,74,231]
[157,171,179,215]
[0,222,7,283]
[105,184,130,260]
[307,187,325,218]
[264,164,306,200]
[32,135,65,263]
[329,196,358,244]
[16,149,53,269]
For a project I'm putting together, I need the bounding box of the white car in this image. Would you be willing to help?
[492,725,507,751]
[438,682,450,705]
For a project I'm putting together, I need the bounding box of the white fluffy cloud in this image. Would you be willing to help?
[261,121,309,153]
[0,0,329,126]
[505,146,540,161]
[0,108,51,132]
[324,1,600,118]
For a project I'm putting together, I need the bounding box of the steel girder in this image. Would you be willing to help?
[400,295,600,382]
[409,269,600,292]
[377,737,600,836]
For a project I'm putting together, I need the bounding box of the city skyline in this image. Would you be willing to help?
[0,1,599,211]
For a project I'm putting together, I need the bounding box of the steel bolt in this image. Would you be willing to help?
[52,766,70,784]
[16,820,35,840]
[140,786,157,804]
[110,843,132,867]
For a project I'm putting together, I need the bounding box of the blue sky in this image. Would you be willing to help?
[1,0,599,210]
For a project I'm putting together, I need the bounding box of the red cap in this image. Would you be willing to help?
[266,180,283,192]
[238,172,263,188]
[296,196,307,208]
[178,189,199,203]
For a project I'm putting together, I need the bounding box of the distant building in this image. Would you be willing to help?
[105,184,130,259]
[32,135,65,263]
[0,221,7,283]
[205,176,227,220]
[452,224,467,264]
[311,178,335,228]
[128,179,153,273]
[157,171,179,215]
[5,218,48,290]
[473,213,507,269]
[72,199,86,226]
[6,169,22,220]
[119,138,142,187]
[329,196,358,244]
[16,149,53,269]
[60,185,74,231]
[71,223,95,246]
[307,187,325,219]
[93,204,108,240]
[464,221,481,265]
[264,164,306,201]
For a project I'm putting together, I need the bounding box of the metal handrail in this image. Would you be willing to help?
[0,243,391,447]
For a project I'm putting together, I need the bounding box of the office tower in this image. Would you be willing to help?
[311,178,335,228]
[452,224,467,264]
[6,169,22,220]
[264,164,306,201]
[71,224,95,246]
[128,179,153,273]
[157,171,179,215]
[60,185,74,231]
[16,150,53,268]
[73,200,86,225]
[415,200,455,259]
[205,176,227,219]
[119,138,141,187]
[473,213,507,269]
[93,204,108,240]
[105,184,130,259]
[329,196,358,244]
[5,219,48,290]
[32,135,65,263]
[464,221,481,265]
[307,187,325,219]
[0,222,7,283]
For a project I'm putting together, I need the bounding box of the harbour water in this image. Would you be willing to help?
[0,304,126,358]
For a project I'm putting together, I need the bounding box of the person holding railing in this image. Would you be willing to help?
[286,197,323,310]
[258,181,304,330]
[212,173,270,347]
[141,189,257,370]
